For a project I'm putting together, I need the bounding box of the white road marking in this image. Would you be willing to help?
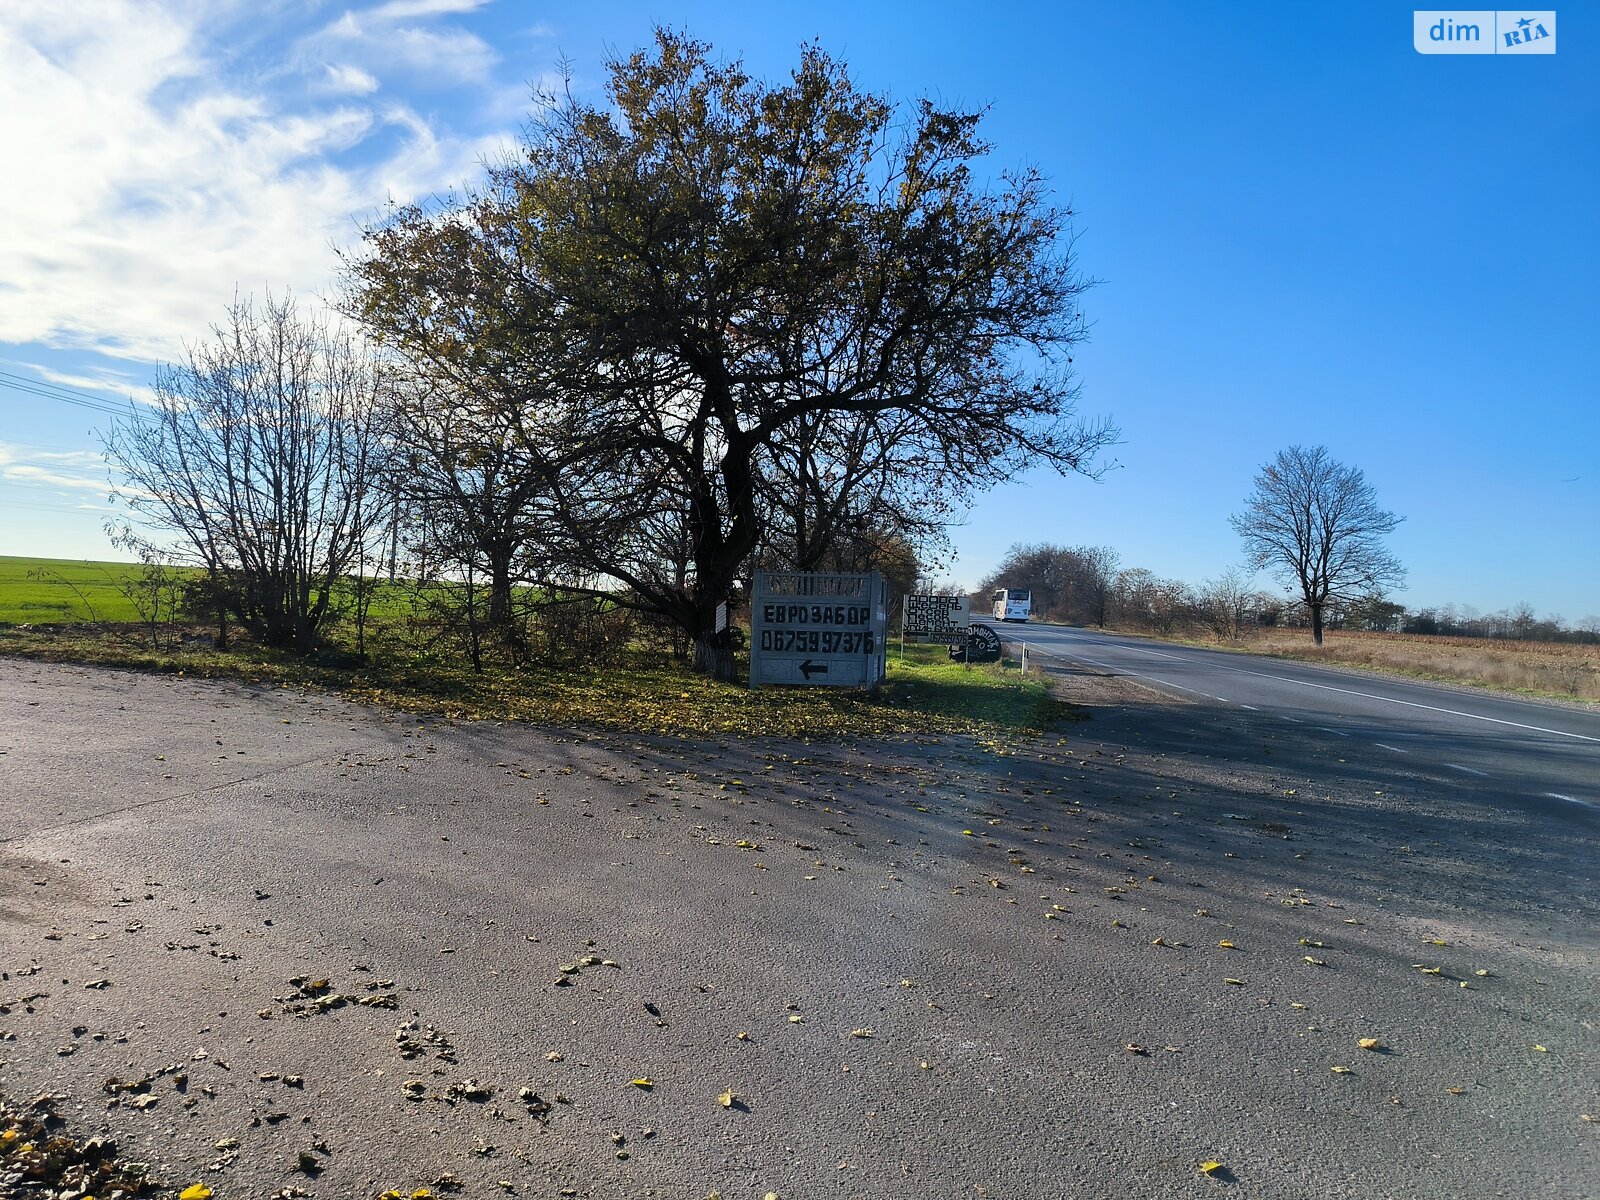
[1374,743,1411,754]
[1279,715,1302,723]
[1056,648,1214,700]
[1446,763,1489,777]
[1546,792,1597,809]
[1316,727,1351,738]
[1044,630,1600,745]
[1122,646,1186,662]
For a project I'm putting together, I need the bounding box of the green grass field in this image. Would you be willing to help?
[0,556,159,624]
[0,556,417,626]
[0,557,1071,739]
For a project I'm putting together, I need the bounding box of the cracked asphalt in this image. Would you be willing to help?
[2,657,1596,1199]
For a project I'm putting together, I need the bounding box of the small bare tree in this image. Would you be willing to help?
[1231,445,1404,646]
[103,293,393,654]
[1198,567,1256,641]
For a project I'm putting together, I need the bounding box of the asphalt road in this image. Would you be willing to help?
[987,620,1600,815]
[2,657,1597,1200]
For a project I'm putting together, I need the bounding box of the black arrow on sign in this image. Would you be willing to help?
[799,659,829,680]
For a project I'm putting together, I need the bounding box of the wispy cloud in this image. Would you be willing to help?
[370,0,492,19]
[0,441,108,492]
[2,358,152,403]
[322,63,381,95]
[0,1,515,365]
[300,3,499,88]
[4,463,109,492]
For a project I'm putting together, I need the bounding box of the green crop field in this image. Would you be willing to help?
[0,556,163,624]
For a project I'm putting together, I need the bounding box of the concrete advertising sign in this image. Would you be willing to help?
[749,571,888,688]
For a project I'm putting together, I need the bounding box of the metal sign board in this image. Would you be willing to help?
[749,571,888,688]
[903,593,970,644]
[950,623,1002,663]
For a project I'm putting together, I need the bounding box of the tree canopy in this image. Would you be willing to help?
[350,28,1115,678]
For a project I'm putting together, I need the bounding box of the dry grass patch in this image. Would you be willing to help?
[1229,628,1600,702]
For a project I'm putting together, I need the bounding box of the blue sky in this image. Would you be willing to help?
[1,1,1594,621]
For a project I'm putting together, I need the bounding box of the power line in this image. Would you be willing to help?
[0,478,110,495]
[0,369,151,421]
[0,497,115,516]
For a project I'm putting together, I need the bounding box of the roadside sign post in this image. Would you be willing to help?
[749,571,888,689]
[902,593,971,649]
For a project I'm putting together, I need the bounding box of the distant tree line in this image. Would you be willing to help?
[102,30,1115,679]
[978,542,1598,645]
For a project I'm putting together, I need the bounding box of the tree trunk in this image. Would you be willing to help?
[213,575,229,651]
[488,553,514,628]
[692,632,736,682]
[1310,604,1325,646]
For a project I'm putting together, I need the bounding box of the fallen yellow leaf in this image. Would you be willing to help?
[630,1078,653,1088]
[1358,1038,1381,1050]
[1199,1160,1224,1175]
[1217,939,1237,950]
[1224,978,1245,986]
[180,1186,213,1200]
[1331,1066,1352,1074]
[1534,1045,1548,1053]
[718,1088,736,1108]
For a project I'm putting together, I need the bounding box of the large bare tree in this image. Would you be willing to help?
[352,30,1115,680]
[1231,444,1404,645]
[103,294,392,653]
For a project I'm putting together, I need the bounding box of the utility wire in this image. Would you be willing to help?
[0,369,151,421]
[0,497,115,516]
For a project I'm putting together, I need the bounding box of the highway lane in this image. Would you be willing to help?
[983,620,1600,816]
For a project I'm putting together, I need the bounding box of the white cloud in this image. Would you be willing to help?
[300,3,499,87]
[3,359,141,397]
[0,441,108,492]
[323,63,381,95]
[0,1,512,366]
[370,0,491,18]
[4,463,109,492]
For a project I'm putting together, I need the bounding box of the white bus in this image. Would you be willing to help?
[992,588,1032,622]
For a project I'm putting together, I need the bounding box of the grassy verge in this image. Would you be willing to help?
[0,627,1078,740]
